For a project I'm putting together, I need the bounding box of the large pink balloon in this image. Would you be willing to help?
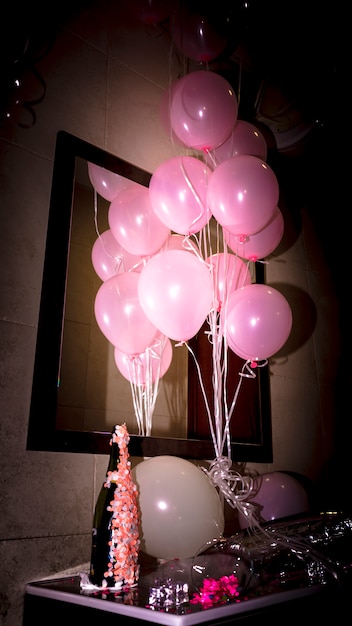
[108,184,170,256]
[94,272,157,355]
[114,333,173,385]
[170,5,229,62]
[223,283,292,361]
[138,250,213,342]
[212,120,268,164]
[91,229,142,281]
[170,70,238,152]
[88,162,137,202]
[149,156,212,235]
[239,472,310,528]
[224,207,284,261]
[207,155,279,236]
[207,252,251,312]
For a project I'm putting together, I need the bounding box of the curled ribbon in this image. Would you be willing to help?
[203,456,261,529]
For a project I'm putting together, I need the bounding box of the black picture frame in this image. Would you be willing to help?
[27,130,272,462]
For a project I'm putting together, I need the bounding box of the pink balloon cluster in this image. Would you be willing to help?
[89,68,292,386]
[153,70,291,360]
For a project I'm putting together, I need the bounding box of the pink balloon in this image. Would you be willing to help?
[239,472,310,528]
[170,5,229,62]
[138,250,213,342]
[88,162,137,202]
[94,272,157,355]
[132,0,173,24]
[212,120,268,164]
[207,252,251,312]
[207,155,279,236]
[114,333,173,385]
[91,229,142,281]
[224,207,284,261]
[149,156,212,235]
[170,71,238,152]
[108,184,170,256]
[223,283,292,361]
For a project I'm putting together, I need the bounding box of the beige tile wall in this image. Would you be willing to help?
[0,2,346,624]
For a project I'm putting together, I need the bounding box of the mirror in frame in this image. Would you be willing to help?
[27,130,273,461]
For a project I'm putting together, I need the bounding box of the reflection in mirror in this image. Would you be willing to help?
[27,131,272,461]
[58,158,188,439]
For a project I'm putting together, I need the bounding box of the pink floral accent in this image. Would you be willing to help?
[190,575,241,609]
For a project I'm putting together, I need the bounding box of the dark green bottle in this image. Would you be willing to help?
[89,428,120,587]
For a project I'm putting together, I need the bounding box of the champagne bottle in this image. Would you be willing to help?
[89,423,140,588]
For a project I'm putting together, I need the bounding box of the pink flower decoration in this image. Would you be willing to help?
[190,574,241,609]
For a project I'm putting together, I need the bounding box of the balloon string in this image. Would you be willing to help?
[203,358,269,513]
[179,157,209,233]
[220,336,232,457]
[206,309,230,458]
[212,325,223,451]
[183,235,200,256]
[237,57,242,109]
[192,311,271,516]
[126,343,163,437]
[93,187,99,237]
[205,150,218,169]
[185,224,263,514]
[129,377,159,437]
[203,457,263,530]
[186,324,259,468]
[129,376,143,436]
[186,341,220,459]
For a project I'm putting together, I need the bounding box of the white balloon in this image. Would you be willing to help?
[132,456,224,560]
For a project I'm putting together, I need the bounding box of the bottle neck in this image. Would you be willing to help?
[106,442,119,473]
[104,446,119,487]
[105,424,130,481]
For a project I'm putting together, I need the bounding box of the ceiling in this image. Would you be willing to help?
[164,0,341,156]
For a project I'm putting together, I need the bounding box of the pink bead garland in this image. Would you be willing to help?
[104,423,140,587]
